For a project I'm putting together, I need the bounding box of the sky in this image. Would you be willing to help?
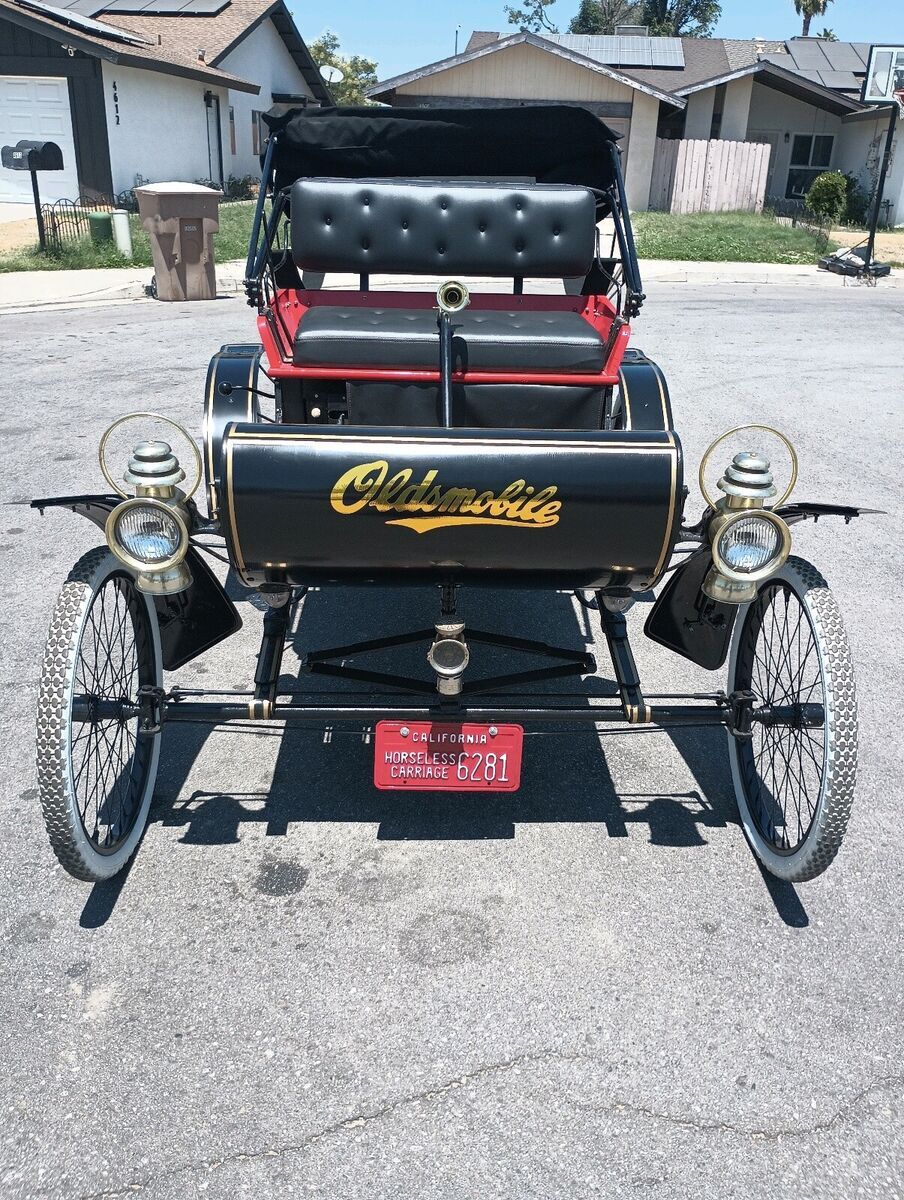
[292,0,904,83]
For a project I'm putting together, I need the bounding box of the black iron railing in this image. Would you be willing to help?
[40,190,138,251]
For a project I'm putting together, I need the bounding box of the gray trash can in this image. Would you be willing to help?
[135,182,222,301]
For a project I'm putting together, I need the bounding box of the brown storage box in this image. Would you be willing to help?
[135,182,222,302]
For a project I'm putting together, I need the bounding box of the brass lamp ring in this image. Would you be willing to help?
[104,497,191,574]
[99,411,203,501]
[698,424,798,511]
[711,508,792,585]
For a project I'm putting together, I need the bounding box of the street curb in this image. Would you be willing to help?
[0,259,901,313]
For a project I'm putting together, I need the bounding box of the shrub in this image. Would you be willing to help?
[193,175,259,200]
[805,171,848,224]
[842,172,870,226]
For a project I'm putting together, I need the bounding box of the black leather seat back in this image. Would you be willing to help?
[290,178,597,278]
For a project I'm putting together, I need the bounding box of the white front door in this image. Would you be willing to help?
[0,76,80,204]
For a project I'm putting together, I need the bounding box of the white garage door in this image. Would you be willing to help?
[0,76,80,204]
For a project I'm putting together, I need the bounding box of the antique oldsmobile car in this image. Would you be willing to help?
[33,106,864,885]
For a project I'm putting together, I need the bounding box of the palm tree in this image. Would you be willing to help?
[793,0,834,37]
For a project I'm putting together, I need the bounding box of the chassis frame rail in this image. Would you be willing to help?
[69,594,825,740]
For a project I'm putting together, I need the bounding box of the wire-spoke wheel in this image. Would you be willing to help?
[727,556,857,882]
[36,548,162,881]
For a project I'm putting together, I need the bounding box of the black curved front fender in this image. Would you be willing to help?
[31,494,241,670]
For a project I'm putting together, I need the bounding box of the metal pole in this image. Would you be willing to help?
[865,102,898,270]
[30,168,46,252]
[438,311,454,426]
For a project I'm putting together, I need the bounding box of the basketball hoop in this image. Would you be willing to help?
[895,88,904,116]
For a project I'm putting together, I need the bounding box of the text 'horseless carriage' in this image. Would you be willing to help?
[34,106,869,884]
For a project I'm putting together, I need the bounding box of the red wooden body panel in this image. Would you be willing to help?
[258,288,631,387]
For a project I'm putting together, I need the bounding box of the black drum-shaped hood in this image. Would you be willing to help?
[262,105,622,196]
[221,424,681,591]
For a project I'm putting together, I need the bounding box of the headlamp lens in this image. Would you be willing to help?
[113,504,183,564]
[717,515,782,574]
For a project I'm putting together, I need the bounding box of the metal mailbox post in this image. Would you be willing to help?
[135,182,222,301]
[0,139,64,250]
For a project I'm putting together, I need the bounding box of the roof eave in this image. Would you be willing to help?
[677,60,865,116]
[0,0,261,90]
[0,2,122,61]
[212,0,332,105]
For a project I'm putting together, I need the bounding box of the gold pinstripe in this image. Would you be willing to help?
[650,362,671,429]
[651,442,679,582]
[203,359,218,518]
[224,438,251,585]
[226,430,675,452]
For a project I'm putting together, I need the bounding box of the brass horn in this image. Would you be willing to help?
[436,279,470,314]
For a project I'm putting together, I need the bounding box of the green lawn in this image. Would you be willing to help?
[0,204,832,272]
[632,210,832,264]
[0,200,256,272]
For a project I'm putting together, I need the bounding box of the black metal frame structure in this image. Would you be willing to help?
[76,593,821,745]
[243,135,645,318]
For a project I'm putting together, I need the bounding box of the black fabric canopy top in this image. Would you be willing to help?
[263,106,622,195]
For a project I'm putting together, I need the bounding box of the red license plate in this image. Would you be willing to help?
[373,721,523,791]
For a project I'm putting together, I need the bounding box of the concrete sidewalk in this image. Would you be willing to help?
[0,256,900,313]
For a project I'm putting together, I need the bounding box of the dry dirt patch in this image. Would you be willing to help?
[831,226,904,263]
[0,217,38,252]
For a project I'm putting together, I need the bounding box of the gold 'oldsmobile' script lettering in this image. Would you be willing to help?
[330,460,561,532]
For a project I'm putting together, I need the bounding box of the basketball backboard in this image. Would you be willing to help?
[862,45,904,109]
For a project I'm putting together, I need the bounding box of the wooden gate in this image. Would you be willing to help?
[649,138,772,214]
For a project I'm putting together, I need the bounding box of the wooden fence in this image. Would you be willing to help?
[649,138,772,214]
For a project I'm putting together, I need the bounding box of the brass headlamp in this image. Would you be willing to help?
[99,414,200,596]
[699,428,795,604]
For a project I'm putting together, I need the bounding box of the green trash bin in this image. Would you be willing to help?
[88,211,113,245]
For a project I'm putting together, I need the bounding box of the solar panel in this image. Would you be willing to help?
[95,0,229,12]
[614,39,654,66]
[58,0,105,13]
[100,0,159,11]
[13,0,152,41]
[787,40,831,69]
[177,0,230,14]
[650,38,684,67]
[817,69,860,90]
[821,41,864,72]
[544,32,683,69]
[795,69,826,84]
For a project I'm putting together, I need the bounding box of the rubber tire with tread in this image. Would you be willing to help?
[36,547,162,882]
[726,555,857,882]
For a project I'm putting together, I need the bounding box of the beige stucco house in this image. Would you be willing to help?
[368,32,903,225]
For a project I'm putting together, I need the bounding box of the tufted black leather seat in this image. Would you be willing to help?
[290,177,603,377]
[290,178,597,278]
[294,307,605,373]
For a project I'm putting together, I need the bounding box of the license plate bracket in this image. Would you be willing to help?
[373,720,523,791]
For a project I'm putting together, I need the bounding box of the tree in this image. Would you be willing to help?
[818,26,837,40]
[639,0,721,36]
[504,0,558,33]
[309,30,379,106]
[792,0,834,38]
[569,0,641,34]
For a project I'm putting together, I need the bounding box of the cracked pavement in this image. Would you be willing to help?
[1,280,902,1199]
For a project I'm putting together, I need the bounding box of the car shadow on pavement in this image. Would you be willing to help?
[79,585,807,928]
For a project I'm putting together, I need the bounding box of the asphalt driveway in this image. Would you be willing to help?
[1,279,902,1199]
